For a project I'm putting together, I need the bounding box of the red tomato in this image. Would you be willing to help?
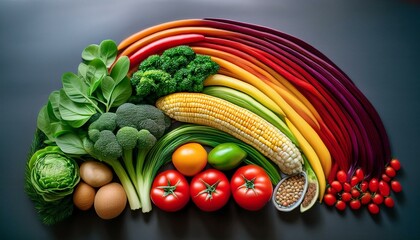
[360,181,369,192]
[331,181,342,192]
[323,193,337,206]
[335,200,346,211]
[360,192,371,205]
[351,188,361,198]
[391,180,402,193]
[384,197,395,208]
[368,203,380,214]
[381,173,391,182]
[350,176,360,187]
[336,170,347,183]
[326,186,337,195]
[230,165,273,211]
[341,192,351,202]
[150,170,190,212]
[379,180,390,196]
[355,168,364,181]
[350,199,361,210]
[369,178,379,192]
[372,193,384,205]
[390,159,401,171]
[190,169,231,212]
[385,166,396,178]
[343,182,352,193]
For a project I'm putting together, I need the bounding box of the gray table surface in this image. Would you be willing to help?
[1,0,420,239]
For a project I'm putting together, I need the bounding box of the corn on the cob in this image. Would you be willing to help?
[156,92,303,175]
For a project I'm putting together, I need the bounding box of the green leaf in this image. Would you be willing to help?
[86,59,107,94]
[99,40,117,68]
[61,72,89,104]
[81,44,100,62]
[37,105,54,141]
[48,91,61,120]
[56,132,88,155]
[58,89,96,128]
[100,76,114,103]
[110,77,132,108]
[110,56,129,84]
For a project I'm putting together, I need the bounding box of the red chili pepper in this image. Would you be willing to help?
[128,33,205,69]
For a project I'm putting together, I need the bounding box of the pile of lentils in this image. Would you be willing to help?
[275,174,306,208]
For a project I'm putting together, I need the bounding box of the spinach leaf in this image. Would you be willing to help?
[58,89,97,128]
[99,40,118,68]
[81,44,100,62]
[56,131,88,155]
[110,56,129,84]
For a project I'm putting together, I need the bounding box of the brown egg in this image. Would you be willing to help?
[94,182,127,220]
[80,161,113,188]
[73,181,96,211]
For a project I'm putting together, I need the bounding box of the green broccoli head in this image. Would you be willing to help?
[88,129,100,142]
[93,130,122,161]
[173,54,220,92]
[138,54,161,72]
[137,129,157,151]
[116,126,139,151]
[131,69,176,102]
[115,103,168,139]
[88,112,117,132]
[160,46,196,75]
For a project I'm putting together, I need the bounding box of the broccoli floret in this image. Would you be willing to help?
[130,45,219,102]
[93,130,122,161]
[115,103,168,139]
[160,46,196,75]
[173,55,219,92]
[88,112,117,132]
[131,70,176,102]
[88,129,100,142]
[138,54,161,72]
[116,126,140,189]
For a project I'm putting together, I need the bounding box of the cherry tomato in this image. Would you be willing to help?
[360,192,371,205]
[343,182,352,193]
[384,197,395,208]
[372,193,384,205]
[336,170,347,183]
[381,173,391,182]
[369,178,379,192]
[385,166,396,178]
[172,143,208,176]
[230,165,273,211]
[335,200,346,211]
[390,159,401,171]
[350,176,360,187]
[350,199,361,210]
[331,181,342,192]
[327,186,337,195]
[368,203,380,214]
[341,192,351,202]
[323,193,337,206]
[190,169,231,212]
[355,168,364,181]
[150,170,190,212]
[351,188,361,198]
[360,181,369,192]
[391,180,402,193]
[379,180,390,196]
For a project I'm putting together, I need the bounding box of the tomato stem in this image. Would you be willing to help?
[195,178,221,200]
[156,179,181,198]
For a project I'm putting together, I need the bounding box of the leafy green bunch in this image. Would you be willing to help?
[37,40,132,153]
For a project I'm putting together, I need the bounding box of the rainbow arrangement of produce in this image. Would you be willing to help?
[25,18,402,225]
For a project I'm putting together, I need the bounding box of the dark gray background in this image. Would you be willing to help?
[1,0,420,239]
